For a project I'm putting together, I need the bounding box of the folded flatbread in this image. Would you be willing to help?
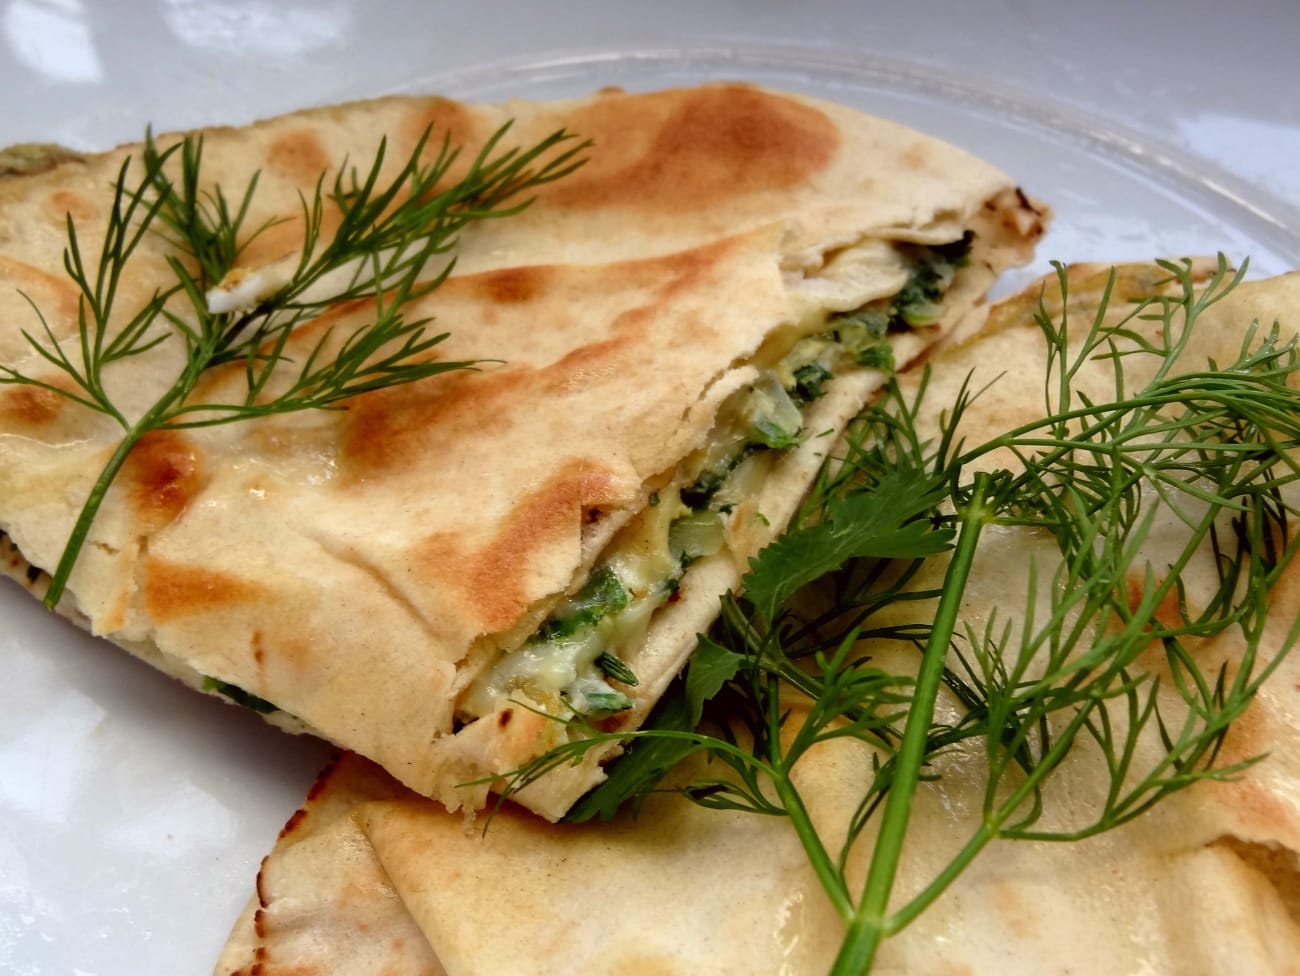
[216,263,1300,976]
[0,84,1045,818]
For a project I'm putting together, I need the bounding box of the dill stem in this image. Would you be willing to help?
[887,703,1092,932]
[830,474,993,976]
[773,770,855,920]
[43,395,179,609]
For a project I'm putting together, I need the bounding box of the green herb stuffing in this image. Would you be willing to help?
[569,685,636,715]
[493,238,971,723]
[201,676,278,714]
[536,566,630,643]
[889,231,974,328]
[748,416,802,450]
[681,452,752,511]
[681,236,972,515]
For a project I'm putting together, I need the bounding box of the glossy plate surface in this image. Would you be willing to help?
[2,4,1298,973]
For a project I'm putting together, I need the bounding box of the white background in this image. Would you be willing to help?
[1,2,1298,974]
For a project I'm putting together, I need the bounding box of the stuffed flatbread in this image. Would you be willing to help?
[0,84,1045,818]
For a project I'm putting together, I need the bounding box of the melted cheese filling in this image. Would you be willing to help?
[460,336,857,720]
[460,484,693,719]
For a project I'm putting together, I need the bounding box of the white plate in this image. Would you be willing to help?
[3,9,1299,975]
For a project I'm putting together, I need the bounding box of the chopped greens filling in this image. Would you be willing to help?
[567,677,635,715]
[888,231,974,328]
[202,676,278,714]
[669,510,726,568]
[596,652,639,686]
[831,309,894,369]
[680,464,736,511]
[535,566,629,643]
[791,360,833,402]
[463,237,971,721]
[742,374,804,449]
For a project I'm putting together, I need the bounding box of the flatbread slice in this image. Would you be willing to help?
[0,84,1045,818]
[217,263,1300,976]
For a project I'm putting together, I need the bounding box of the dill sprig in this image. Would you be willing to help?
[496,256,1300,971]
[0,120,590,608]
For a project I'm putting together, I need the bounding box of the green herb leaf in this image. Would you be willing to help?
[564,640,743,822]
[571,689,635,714]
[564,694,697,823]
[743,466,954,625]
[854,342,895,371]
[792,361,833,402]
[684,636,743,725]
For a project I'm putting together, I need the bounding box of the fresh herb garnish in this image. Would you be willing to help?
[496,256,1300,971]
[1,121,589,609]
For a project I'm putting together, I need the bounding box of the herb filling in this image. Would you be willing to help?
[202,676,278,714]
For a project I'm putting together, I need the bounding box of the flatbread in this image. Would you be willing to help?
[217,264,1300,975]
[0,83,1045,817]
